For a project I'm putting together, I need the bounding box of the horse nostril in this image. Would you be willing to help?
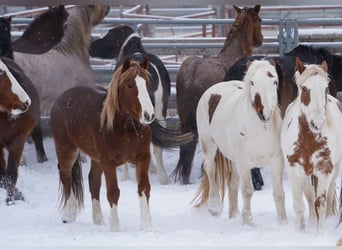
[144,111,150,121]
[258,110,265,121]
[151,113,155,121]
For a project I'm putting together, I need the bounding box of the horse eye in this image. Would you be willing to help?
[127,83,133,88]
[250,81,254,86]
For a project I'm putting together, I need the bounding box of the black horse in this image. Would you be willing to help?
[0,16,47,163]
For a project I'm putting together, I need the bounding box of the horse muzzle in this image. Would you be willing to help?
[141,111,155,125]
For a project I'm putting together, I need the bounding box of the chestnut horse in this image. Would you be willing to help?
[0,57,40,205]
[0,16,47,163]
[174,5,263,184]
[281,58,342,234]
[90,25,171,184]
[12,5,68,54]
[51,58,154,232]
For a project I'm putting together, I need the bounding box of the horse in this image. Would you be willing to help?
[174,5,263,184]
[0,16,47,163]
[90,25,171,184]
[51,58,155,232]
[13,5,109,116]
[0,56,41,205]
[281,58,342,235]
[224,44,342,190]
[192,59,287,226]
[12,5,68,54]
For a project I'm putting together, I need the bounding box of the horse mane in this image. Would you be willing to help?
[54,6,93,62]
[100,61,149,130]
[295,63,330,88]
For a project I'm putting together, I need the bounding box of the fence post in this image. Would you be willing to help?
[278,18,299,55]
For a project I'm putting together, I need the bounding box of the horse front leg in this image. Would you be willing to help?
[135,154,152,231]
[89,160,104,225]
[270,154,287,225]
[102,162,120,232]
[238,163,254,225]
[5,138,25,205]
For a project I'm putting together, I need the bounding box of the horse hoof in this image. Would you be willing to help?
[37,154,48,163]
[6,197,15,206]
[14,189,25,201]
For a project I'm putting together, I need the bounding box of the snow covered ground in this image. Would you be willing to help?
[0,137,341,247]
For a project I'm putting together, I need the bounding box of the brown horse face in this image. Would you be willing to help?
[249,5,263,47]
[118,59,155,125]
[0,69,30,115]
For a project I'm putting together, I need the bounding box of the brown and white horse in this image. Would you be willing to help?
[193,60,287,225]
[51,58,154,232]
[281,58,342,235]
[174,5,263,184]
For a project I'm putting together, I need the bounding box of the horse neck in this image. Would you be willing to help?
[217,31,252,70]
[54,7,92,62]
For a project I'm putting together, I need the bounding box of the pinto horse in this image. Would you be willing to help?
[174,5,263,184]
[90,25,181,184]
[51,58,155,232]
[0,57,41,205]
[193,59,287,225]
[12,5,68,54]
[0,16,47,163]
[281,58,342,234]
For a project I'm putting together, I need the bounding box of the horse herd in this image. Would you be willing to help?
[0,4,342,239]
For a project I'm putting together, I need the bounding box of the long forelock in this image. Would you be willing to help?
[295,64,330,88]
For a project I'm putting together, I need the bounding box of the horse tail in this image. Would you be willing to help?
[191,150,232,207]
[59,155,84,210]
[150,120,195,149]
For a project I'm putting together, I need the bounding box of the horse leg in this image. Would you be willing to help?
[4,136,26,205]
[313,172,331,235]
[228,161,239,218]
[30,123,48,163]
[238,164,254,225]
[251,167,263,191]
[269,155,287,225]
[288,166,305,231]
[152,144,169,184]
[175,139,197,184]
[57,148,81,223]
[0,146,6,188]
[135,155,152,231]
[302,176,315,226]
[102,163,120,232]
[89,160,104,225]
[326,166,339,217]
[120,163,130,181]
[202,145,223,216]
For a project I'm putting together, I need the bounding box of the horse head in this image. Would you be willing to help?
[232,5,263,54]
[295,57,330,132]
[101,57,154,130]
[244,59,279,122]
[0,58,31,116]
[0,17,13,59]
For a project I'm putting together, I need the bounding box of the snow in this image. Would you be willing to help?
[0,137,342,247]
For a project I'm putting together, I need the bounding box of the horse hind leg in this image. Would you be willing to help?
[89,160,105,225]
[30,123,48,163]
[152,144,169,184]
[227,161,239,218]
[58,150,83,223]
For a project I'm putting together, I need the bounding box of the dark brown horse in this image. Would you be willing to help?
[0,16,48,163]
[174,5,263,184]
[12,5,68,54]
[0,57,40,205]
[51,58,155,232]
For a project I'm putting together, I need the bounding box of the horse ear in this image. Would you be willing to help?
[320,60,328,72]
[140,56,149,70]
[122,58,131,73]
[254,5,261,13]
[268,59,276,67]
[246,60,252,68]
[295,57,305,74]
[233,5,241,14]
[6,16,12,23]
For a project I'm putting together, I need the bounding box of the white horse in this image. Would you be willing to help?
[281,58,342,235]
[193,59,287,225]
